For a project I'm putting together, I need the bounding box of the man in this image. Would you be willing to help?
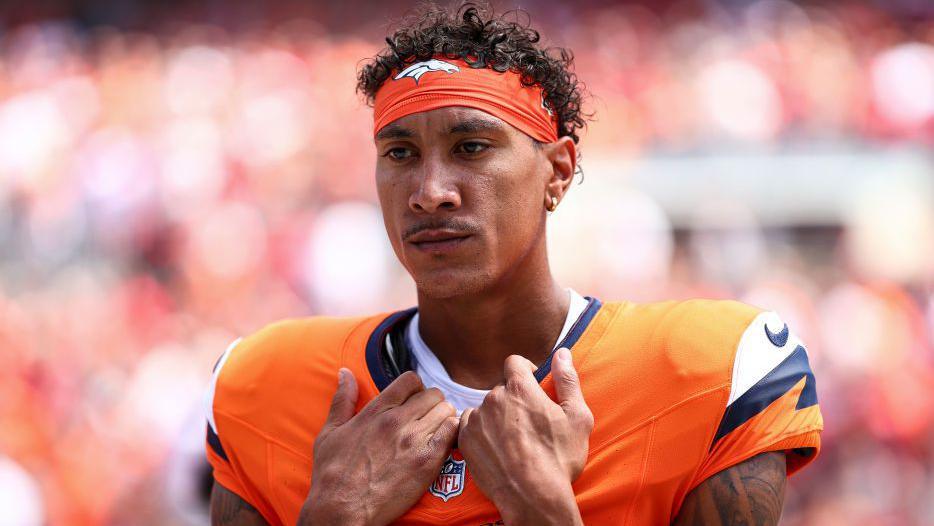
[205,5,823,525]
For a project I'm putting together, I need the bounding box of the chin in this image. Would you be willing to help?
[412,265,497,300]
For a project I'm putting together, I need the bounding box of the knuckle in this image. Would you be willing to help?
[412,446,433,466]
[505,354,524,367]
[505,376,526,395]
[440,401,456,416]
[459,413,474,432]
[426,387,444,402]
[580,408,595,430]
[428,427,447,448]
[363,397,383,414]
[584,409,596,431]
[485,386,505,404]
[400,370,423,389]
[378,411,403,433]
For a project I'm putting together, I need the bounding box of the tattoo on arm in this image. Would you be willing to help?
[673,451,787,526]
[211,482,267,526]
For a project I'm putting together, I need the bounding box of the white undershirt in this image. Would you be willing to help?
[407,289,589,415]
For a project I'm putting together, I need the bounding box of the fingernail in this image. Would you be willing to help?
[556,348,571,363]
[338,369,346,386]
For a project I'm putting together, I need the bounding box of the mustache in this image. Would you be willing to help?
[402,218,479,241]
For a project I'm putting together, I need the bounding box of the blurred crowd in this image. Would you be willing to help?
[0,1,932,524]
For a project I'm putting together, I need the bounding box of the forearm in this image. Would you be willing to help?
[296,485,369,526]
[493,478,583,526]
[296,506,366,526]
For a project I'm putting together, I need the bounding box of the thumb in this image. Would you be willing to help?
[551,348,589,422]
[323,368,358,430]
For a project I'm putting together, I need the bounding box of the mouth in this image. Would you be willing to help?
[405,229,473,254]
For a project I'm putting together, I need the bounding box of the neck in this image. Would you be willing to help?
[415,251,569,390]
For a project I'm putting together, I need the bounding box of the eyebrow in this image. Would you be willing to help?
[448,117,505,135]
[375,124,414,140]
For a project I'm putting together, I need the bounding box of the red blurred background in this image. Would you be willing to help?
[0,1,932,524]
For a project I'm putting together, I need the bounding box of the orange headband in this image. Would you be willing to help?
[373,57,559,143]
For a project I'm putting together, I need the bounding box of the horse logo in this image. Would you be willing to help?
[394,59,460,84]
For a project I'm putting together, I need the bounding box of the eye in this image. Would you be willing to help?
[456,141,489,155]
[383,147,415,161]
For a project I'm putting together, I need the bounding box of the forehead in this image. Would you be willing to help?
[374,106,516,140]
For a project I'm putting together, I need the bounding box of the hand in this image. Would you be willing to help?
[457,349,593,526]
[297,369,459,526]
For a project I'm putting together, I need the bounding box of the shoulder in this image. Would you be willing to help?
[208,314,380,423]
[654,298,763,352]
[593,298,821,481]
[607,297,763,339]
[607,298,764,380]
[600,298,814,406]
[222,316,371,378]
[203,313,390,500]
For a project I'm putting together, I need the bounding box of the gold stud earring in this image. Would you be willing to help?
[547,196,558,212]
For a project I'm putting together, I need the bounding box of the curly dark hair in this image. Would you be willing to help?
[356,2,589,145]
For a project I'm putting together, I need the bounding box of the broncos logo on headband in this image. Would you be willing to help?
[394,59,460,84]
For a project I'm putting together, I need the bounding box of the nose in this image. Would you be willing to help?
[408,157,461,214]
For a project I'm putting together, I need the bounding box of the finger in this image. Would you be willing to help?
[551,348,589,421]
[482,385,505,407]
[373,370,424,409]
[418,399,456,430]
[323,368,359,430]
[398,387,446,420]
[428,415,460,452]
[503,354,538,390]
[458,407,474,436]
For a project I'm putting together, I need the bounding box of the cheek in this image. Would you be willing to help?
[481,160,544,248]
[376,170,407,214]
[375,172,404,243]
[375,170,395,205]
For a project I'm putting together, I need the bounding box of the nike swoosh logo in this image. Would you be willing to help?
[765,323,789,347]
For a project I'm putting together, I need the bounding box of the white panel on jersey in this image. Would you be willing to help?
[727,312,803,406]
[204,338,241,434]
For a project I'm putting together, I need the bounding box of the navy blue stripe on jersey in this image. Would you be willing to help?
[534,297,603,383]
[712,344,818,447]
[365,307,418,391]
[206,424,228,461]
[365,298,602,391]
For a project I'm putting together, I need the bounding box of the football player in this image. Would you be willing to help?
[206,5,822,525]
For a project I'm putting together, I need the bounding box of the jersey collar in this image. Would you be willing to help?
[364,297,603,391]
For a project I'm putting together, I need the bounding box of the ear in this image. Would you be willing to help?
[543,136,576,209]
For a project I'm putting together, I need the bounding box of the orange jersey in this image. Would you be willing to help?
[205,298,823,525]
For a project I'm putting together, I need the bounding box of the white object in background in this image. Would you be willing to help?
[0,455,44,526]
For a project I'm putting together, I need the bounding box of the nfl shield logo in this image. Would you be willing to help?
[429,454,466,502]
